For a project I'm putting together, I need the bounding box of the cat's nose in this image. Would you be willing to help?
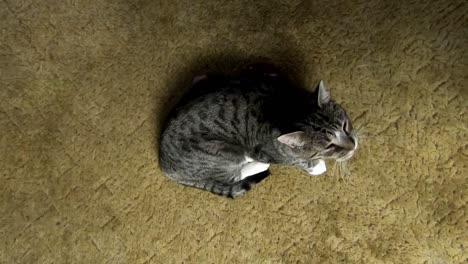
[343,136,357,151]
[334,131,358,151]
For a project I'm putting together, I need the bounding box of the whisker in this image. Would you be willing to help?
[353,121,369,132]
[330,154,358,186]
[335,161,342,179]
[353,127,369,139]
[333,160,343,179]
[341,161,350,176]
[340,162,344,175]
[333,160,339,174]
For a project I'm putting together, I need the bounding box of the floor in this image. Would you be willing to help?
[1,0,467,263]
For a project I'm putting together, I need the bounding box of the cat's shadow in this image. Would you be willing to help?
[153,48,311,160]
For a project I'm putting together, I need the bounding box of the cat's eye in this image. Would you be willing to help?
[326,143,345,151]
[325,143,337,150]
[343,120,351,134]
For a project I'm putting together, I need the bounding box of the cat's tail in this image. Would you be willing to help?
[177,179,251,198]
[177,171,270,199]
[208,180,252,198]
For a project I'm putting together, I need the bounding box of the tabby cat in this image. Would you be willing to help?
[159,65,358,198]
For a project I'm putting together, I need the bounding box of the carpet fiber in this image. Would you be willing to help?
[1,0,467,263]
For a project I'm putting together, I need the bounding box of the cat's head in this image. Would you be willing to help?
[277,81,358,162]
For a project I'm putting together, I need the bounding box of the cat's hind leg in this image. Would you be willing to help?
[172,140,270,198]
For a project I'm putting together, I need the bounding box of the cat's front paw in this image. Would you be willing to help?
[304,159,326,176]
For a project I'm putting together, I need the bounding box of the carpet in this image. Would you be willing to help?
[1,0,467,263]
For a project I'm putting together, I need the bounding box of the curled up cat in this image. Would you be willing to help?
[159,66,358,198]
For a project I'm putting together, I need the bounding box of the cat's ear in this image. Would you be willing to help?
[192,74,207,84]
[277,131,308,148]
[315,80,330,107]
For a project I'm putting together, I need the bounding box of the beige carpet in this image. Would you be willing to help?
[1,0,467,263]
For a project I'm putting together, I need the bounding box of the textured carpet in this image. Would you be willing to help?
[1,0,467,263]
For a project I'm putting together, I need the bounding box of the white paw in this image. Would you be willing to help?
[240,162,270,179]
[244,156,254,163]
[305,160,326,176]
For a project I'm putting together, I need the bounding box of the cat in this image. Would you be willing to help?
[159,65,358,198]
